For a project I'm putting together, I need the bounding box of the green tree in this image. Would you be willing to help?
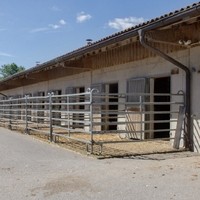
[0,63,25,78]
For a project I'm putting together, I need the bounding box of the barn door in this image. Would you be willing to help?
[97,83,118,131]
[127,78,149,102]
[107,83,118,130]
[76,87,85,129]
[67,87,85,129]
[126,78,150,139]
[65,87,75,129]
[91,83,105,102]
[153,77,171,138]
[32,91,45,123]
[91,83,105,131]
[51,90,62,126]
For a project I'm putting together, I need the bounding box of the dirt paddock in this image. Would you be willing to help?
[31,131,184,158]
[0,122,185,158]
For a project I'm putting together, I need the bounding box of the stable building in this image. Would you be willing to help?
[1,2,200,153]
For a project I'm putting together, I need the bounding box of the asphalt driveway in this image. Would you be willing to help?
[0,127,200,200]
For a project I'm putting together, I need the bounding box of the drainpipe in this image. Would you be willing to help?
[138,29,192,151]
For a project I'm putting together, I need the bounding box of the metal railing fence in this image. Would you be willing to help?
[0,89,185,153]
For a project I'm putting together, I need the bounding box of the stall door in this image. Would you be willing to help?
[126,78,149,139]
[73,87,85,129]
[154,77,171,138]
[91,84,105,131]
[101,83,118,131]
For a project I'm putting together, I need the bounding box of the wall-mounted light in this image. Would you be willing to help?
[171,68,179,74]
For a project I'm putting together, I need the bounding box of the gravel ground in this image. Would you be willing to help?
[30,130,181,157]
[0,127,200,200]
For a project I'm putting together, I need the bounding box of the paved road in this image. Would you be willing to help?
[0,127,200,200]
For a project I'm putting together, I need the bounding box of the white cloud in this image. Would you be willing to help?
[30,27,49,33]
[59,19,66,25]
[31,19,66,33]
[0,52,14,57]
[49,19,66,29]
[49,24,60,29]
[108,17,146,31]
[76,12,92,23]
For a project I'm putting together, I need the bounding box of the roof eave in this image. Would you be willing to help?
[1,3,200,86]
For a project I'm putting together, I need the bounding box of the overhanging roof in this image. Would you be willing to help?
[1,2,200,91]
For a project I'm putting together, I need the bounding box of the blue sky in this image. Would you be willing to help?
[0,0,197,68]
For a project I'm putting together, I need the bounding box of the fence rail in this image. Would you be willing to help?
[0,89,185,153]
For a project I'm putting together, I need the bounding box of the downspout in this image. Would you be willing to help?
[138,29,192,151]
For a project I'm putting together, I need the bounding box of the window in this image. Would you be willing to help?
[127,78,148,102]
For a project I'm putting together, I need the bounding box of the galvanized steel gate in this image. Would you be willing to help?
[0,89,185,154]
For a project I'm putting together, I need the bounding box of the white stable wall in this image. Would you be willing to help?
[2,47,200,152]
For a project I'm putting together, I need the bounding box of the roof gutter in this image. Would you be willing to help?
[54,4,200,63]
[1,4,200,86]
[138,29,192,151]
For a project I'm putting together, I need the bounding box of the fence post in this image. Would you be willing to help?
[3,101,5,125]
[8,98,12,130]
[48,92,53,142]
[67,96,70,137]
[25,95,29,134]
[139,96,143,140]
[89,88,98,154]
